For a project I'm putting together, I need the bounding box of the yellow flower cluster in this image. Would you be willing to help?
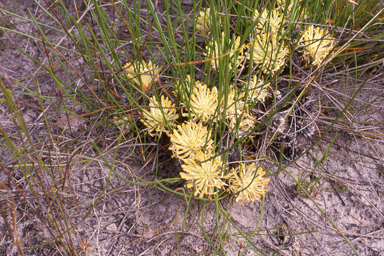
[182,81,218,123]
[299,25,335,66]
[205,32,245,71]
[245,6,289,74]
[197,4,293,75]
[180,150,224,197]
[168,77,269,200]
[196,8,212,36]
[241,76,269,103]
[276,0,294,12]
[248,30,289,74]
[141,95,179,137]
[228,114,257,139]
[115,0,341,206]
[219,89,247,119]
[134,79,268,202]
[169,121,213,160]
[254,9,286,35]
[218,88,260,140]
[169,121,226,198]
[229,163,270,204]
[123,60,159,92]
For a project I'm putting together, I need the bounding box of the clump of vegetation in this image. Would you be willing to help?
[1,0,384,255]
[117,0,338,203]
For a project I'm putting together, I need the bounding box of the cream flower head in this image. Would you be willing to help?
[276,0,294,12]
[180,150,225,197]
[219,89,247,120]
[182,82,218,123]
[123,60,159,92]
[229,163,270,204]
[254,9,286,35]
[228,114,257,138]
[169,121,213,160]
[141,95,179,137]
[196,8,212,36]
[241,76,269,102]
[299,25,335,66]
[173,75,194,101]
[247,33,289,74]
[205,32,245,71]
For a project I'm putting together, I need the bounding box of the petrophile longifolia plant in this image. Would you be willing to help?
[117,0,337,204]
[4,0,384,254]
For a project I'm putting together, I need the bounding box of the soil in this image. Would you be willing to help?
[0,0,384,255]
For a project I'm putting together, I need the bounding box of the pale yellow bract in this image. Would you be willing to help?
[196,8,212,36]
[180,150,224,198]
[169,121,213,160]
[228,114,257,139]
[229,163,270,204]
[183,82,218,123]
[299,25,335,66]
[173,75,193,101]
[141,95,179,137]
[219,89,247,120]
[276,0,294,12]
[254,9,286,35]
[241,75,269,102]
[205,32,245,71]
[123,60,159,92]
[247,33,289,74]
